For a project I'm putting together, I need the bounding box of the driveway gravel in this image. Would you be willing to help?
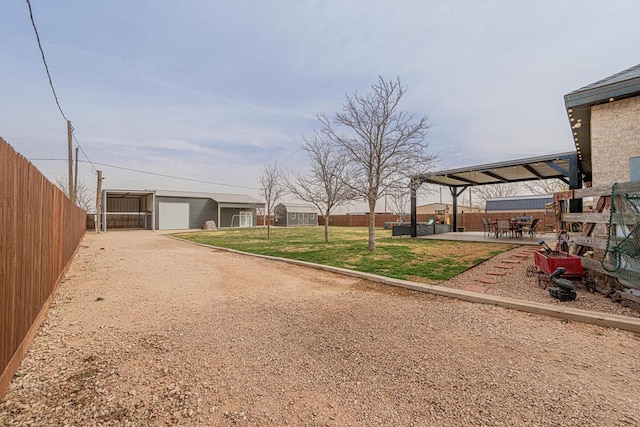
[1,230,639,426]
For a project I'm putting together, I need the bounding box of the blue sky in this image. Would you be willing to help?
[2,0,639,208]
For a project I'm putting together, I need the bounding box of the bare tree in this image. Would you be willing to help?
[387,183,410,222]
[259,160,287,238]
[288,132,354,242]
[473,182,523,208]
[319,76,436,250]
[55,176,93,211]
[524,178,568,195]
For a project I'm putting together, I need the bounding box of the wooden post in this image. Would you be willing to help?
[96,170,102,233]
[67,120,74,204]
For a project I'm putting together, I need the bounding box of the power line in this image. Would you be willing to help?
[27,158,259,190]
[91,161,259,190]
[24,1,98,177]
[72,133,97,174]
[25,0,68,122]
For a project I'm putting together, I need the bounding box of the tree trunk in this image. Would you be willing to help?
[324,219,329,243]
[368,204,376,251]
[267,212,271,239]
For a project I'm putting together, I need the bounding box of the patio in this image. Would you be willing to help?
[418,230,553,246]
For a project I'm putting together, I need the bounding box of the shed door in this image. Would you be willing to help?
[159,202,189,230]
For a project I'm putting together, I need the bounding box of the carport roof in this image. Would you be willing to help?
[153,190,263,205]
[415,152,578,188]
[103,190,264,205]
[104,190,154,198]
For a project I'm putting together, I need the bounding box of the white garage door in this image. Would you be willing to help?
[159,202,190,230]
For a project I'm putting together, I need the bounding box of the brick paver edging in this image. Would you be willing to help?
[169,236,640,334]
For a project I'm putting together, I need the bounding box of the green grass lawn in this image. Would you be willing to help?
[174,227,516,284]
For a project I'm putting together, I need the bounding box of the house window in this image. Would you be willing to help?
[291,213,296,219]
[631,156,640,182]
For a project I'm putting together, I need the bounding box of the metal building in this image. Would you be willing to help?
[484,194,553,213]
[100,190,264,231]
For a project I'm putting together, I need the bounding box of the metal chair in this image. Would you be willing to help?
[496,219,511,238]
[523,218,540,238]
[481,218,493,237]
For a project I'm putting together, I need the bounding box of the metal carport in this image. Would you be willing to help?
[409,151,582,237]
[101,190,156,232]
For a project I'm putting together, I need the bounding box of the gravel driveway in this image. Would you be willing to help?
[1,230,639,426]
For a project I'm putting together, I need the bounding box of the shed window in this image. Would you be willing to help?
[291,213,296,219]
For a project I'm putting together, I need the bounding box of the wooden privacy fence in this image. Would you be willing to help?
[0,138,86,398]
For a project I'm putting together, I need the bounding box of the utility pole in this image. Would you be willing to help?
[67,120,74,204]
[96,170,103,233]
[74,146,79,204]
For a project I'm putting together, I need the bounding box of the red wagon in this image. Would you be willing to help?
[533,250,583,277]
[526,250,591,290]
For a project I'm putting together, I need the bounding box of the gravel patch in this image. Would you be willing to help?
[1,231,639,426]
[438,246,640,319]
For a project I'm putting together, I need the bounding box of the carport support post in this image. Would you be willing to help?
[410,180,418,237]
[151,192,156,231]
[568,154,583,215]
[96,170,102,233]
[449,186,468,232]
[102,189,107,232]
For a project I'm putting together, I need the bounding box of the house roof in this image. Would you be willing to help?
[485,194,553,211]
[277,203,318,214]
[564,63,640,185]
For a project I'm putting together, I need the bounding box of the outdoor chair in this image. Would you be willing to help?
[481,218,494,237]
[524,218,540,238]
[496,219,511,238]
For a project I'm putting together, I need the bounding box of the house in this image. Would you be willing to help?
[274,203,318,226]
[484,194,553,213]
[100,190,264,231]
[564,63,640,188]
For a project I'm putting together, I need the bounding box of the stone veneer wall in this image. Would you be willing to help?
[591,96,640,187]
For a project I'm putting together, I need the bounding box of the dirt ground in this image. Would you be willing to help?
[1,230,639,426]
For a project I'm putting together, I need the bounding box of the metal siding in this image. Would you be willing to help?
[188,198,216,229]
[485,197,552,212]
[106,197,139,212]
[155,197,218,230]
[220,208,239,228]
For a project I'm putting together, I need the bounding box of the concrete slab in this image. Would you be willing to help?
[417,231,553,245]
